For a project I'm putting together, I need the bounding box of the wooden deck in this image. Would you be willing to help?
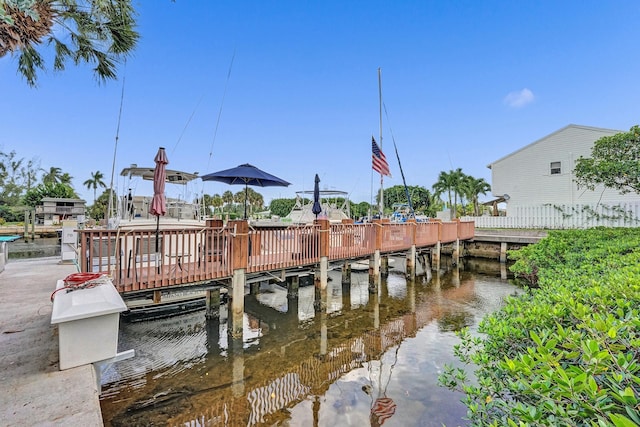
[79,218,475,295]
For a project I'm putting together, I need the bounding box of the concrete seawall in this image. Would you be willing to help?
[465,229,547,260]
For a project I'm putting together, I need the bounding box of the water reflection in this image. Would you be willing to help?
[100,257,519,426]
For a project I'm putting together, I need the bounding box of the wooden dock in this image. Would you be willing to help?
[0,225,61,238]
[79,218,475,297]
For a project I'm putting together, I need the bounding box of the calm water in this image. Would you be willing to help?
[100,258,519,427]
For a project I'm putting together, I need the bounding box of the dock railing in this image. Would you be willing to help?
[79,219,475,294]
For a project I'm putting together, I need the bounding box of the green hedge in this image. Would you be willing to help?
[440,228,640,426]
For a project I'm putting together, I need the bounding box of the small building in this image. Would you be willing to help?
[487,124,639,207]
[35,197,86,226]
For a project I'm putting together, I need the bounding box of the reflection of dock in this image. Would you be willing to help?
[101,266,485,426]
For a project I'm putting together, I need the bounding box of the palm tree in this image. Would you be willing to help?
[23,158,41,191]
[462,176,491,216]
[433,168,465,218]
[252,191,264,213]
[222,190,234,212]
[432,170,456,213]
[59,172,73,186]
[83,170,106,204]
[211,194,223,215]
[234,190,246,216]
[1,0,139,87]
[42,166,63,185]
[246,188,264,215]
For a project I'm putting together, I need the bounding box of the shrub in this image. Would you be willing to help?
[440,228,640,426]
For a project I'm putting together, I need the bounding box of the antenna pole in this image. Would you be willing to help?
[378,67,384,217]
[107,73,126,227]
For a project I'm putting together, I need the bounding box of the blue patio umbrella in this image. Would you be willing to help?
[201,163,291,219]
[312,174,322,218]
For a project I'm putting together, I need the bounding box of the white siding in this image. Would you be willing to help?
[489,125,639,210]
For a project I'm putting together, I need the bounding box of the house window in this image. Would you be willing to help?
[550,161,561,175]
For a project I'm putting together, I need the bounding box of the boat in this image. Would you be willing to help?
[282,190,351,224]
[111,165,205,229]
[390,203,429,223]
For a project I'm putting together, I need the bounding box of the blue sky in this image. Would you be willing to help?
[1,1,639,206]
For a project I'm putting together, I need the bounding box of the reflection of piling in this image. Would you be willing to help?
[287,294,299,319]
[206,315,220,351]
[380,256,389,277]
[231,336,245,397]
[380,276,389,299]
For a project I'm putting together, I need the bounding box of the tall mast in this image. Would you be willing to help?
[378,67,384,216]
[107,74,126,228]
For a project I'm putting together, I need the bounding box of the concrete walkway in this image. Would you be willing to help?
[0,257,104,427]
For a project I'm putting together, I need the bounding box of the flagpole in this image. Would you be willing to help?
[378,67,384,217]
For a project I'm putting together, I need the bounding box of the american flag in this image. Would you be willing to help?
[372,137,391,177]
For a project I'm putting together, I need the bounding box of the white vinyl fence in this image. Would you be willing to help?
[461,202,640,229]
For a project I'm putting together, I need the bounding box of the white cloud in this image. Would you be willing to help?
[503,88,535,108]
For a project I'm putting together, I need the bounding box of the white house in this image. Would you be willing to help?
[466,124,640,228]
[488,124,639,206]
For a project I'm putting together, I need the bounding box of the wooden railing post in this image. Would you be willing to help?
[228,220,249,270]
[316,219,330,258]
[340,219,353,283]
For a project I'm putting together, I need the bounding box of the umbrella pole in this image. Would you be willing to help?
[155,216,160,273]
[244,184,248,219]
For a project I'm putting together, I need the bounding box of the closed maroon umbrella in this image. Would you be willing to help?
[150,147,168,253]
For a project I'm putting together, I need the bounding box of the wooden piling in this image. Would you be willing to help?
[341,262,351,285]
[287,275,299,299]
[406,245,416,279]
[205,288,221,319]
[500,242,508,263]
[380,256,389,277]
